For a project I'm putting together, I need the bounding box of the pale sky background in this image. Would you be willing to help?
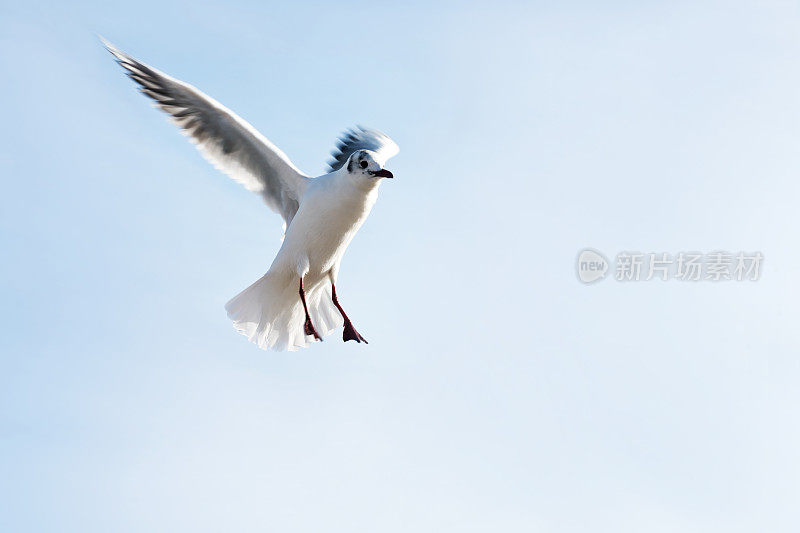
[2,1,800,531]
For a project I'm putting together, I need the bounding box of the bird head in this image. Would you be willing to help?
[346,150,393,181]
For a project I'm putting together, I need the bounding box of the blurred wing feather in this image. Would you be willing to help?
[327,126,399,171]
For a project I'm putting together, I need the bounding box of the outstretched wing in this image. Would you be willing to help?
[327,126,399,172]
[103,38,309,226]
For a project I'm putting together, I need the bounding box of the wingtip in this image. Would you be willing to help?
[98,35,126,61]
[98,34,113,50]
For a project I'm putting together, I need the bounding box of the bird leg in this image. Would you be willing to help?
[299,278,322,341]
[331,282,367,344]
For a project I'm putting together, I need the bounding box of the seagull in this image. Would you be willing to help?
[103,39,398,351]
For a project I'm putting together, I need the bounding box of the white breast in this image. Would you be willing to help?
[270,172,380,281]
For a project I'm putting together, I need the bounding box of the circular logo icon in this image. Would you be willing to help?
[576,249,609,283]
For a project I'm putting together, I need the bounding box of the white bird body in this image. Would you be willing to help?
[226,171,383,350]
[283,170,381,281]
[104,39,398,351]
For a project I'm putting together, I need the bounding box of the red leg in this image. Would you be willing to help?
[331,282,367,344]
[299,278,322,341]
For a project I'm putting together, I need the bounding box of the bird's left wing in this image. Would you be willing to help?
[327,126,399,172]
[103,39,309,226]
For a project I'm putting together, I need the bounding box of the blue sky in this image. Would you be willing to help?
[2,0,800,531]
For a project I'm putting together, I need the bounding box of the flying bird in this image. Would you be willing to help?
[103,39,398,351]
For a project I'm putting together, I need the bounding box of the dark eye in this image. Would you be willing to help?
[359,160,368,169]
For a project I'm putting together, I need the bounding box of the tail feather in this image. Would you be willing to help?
[225,273,343,351]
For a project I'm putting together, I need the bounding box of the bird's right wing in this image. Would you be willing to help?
[104,39,309,226]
